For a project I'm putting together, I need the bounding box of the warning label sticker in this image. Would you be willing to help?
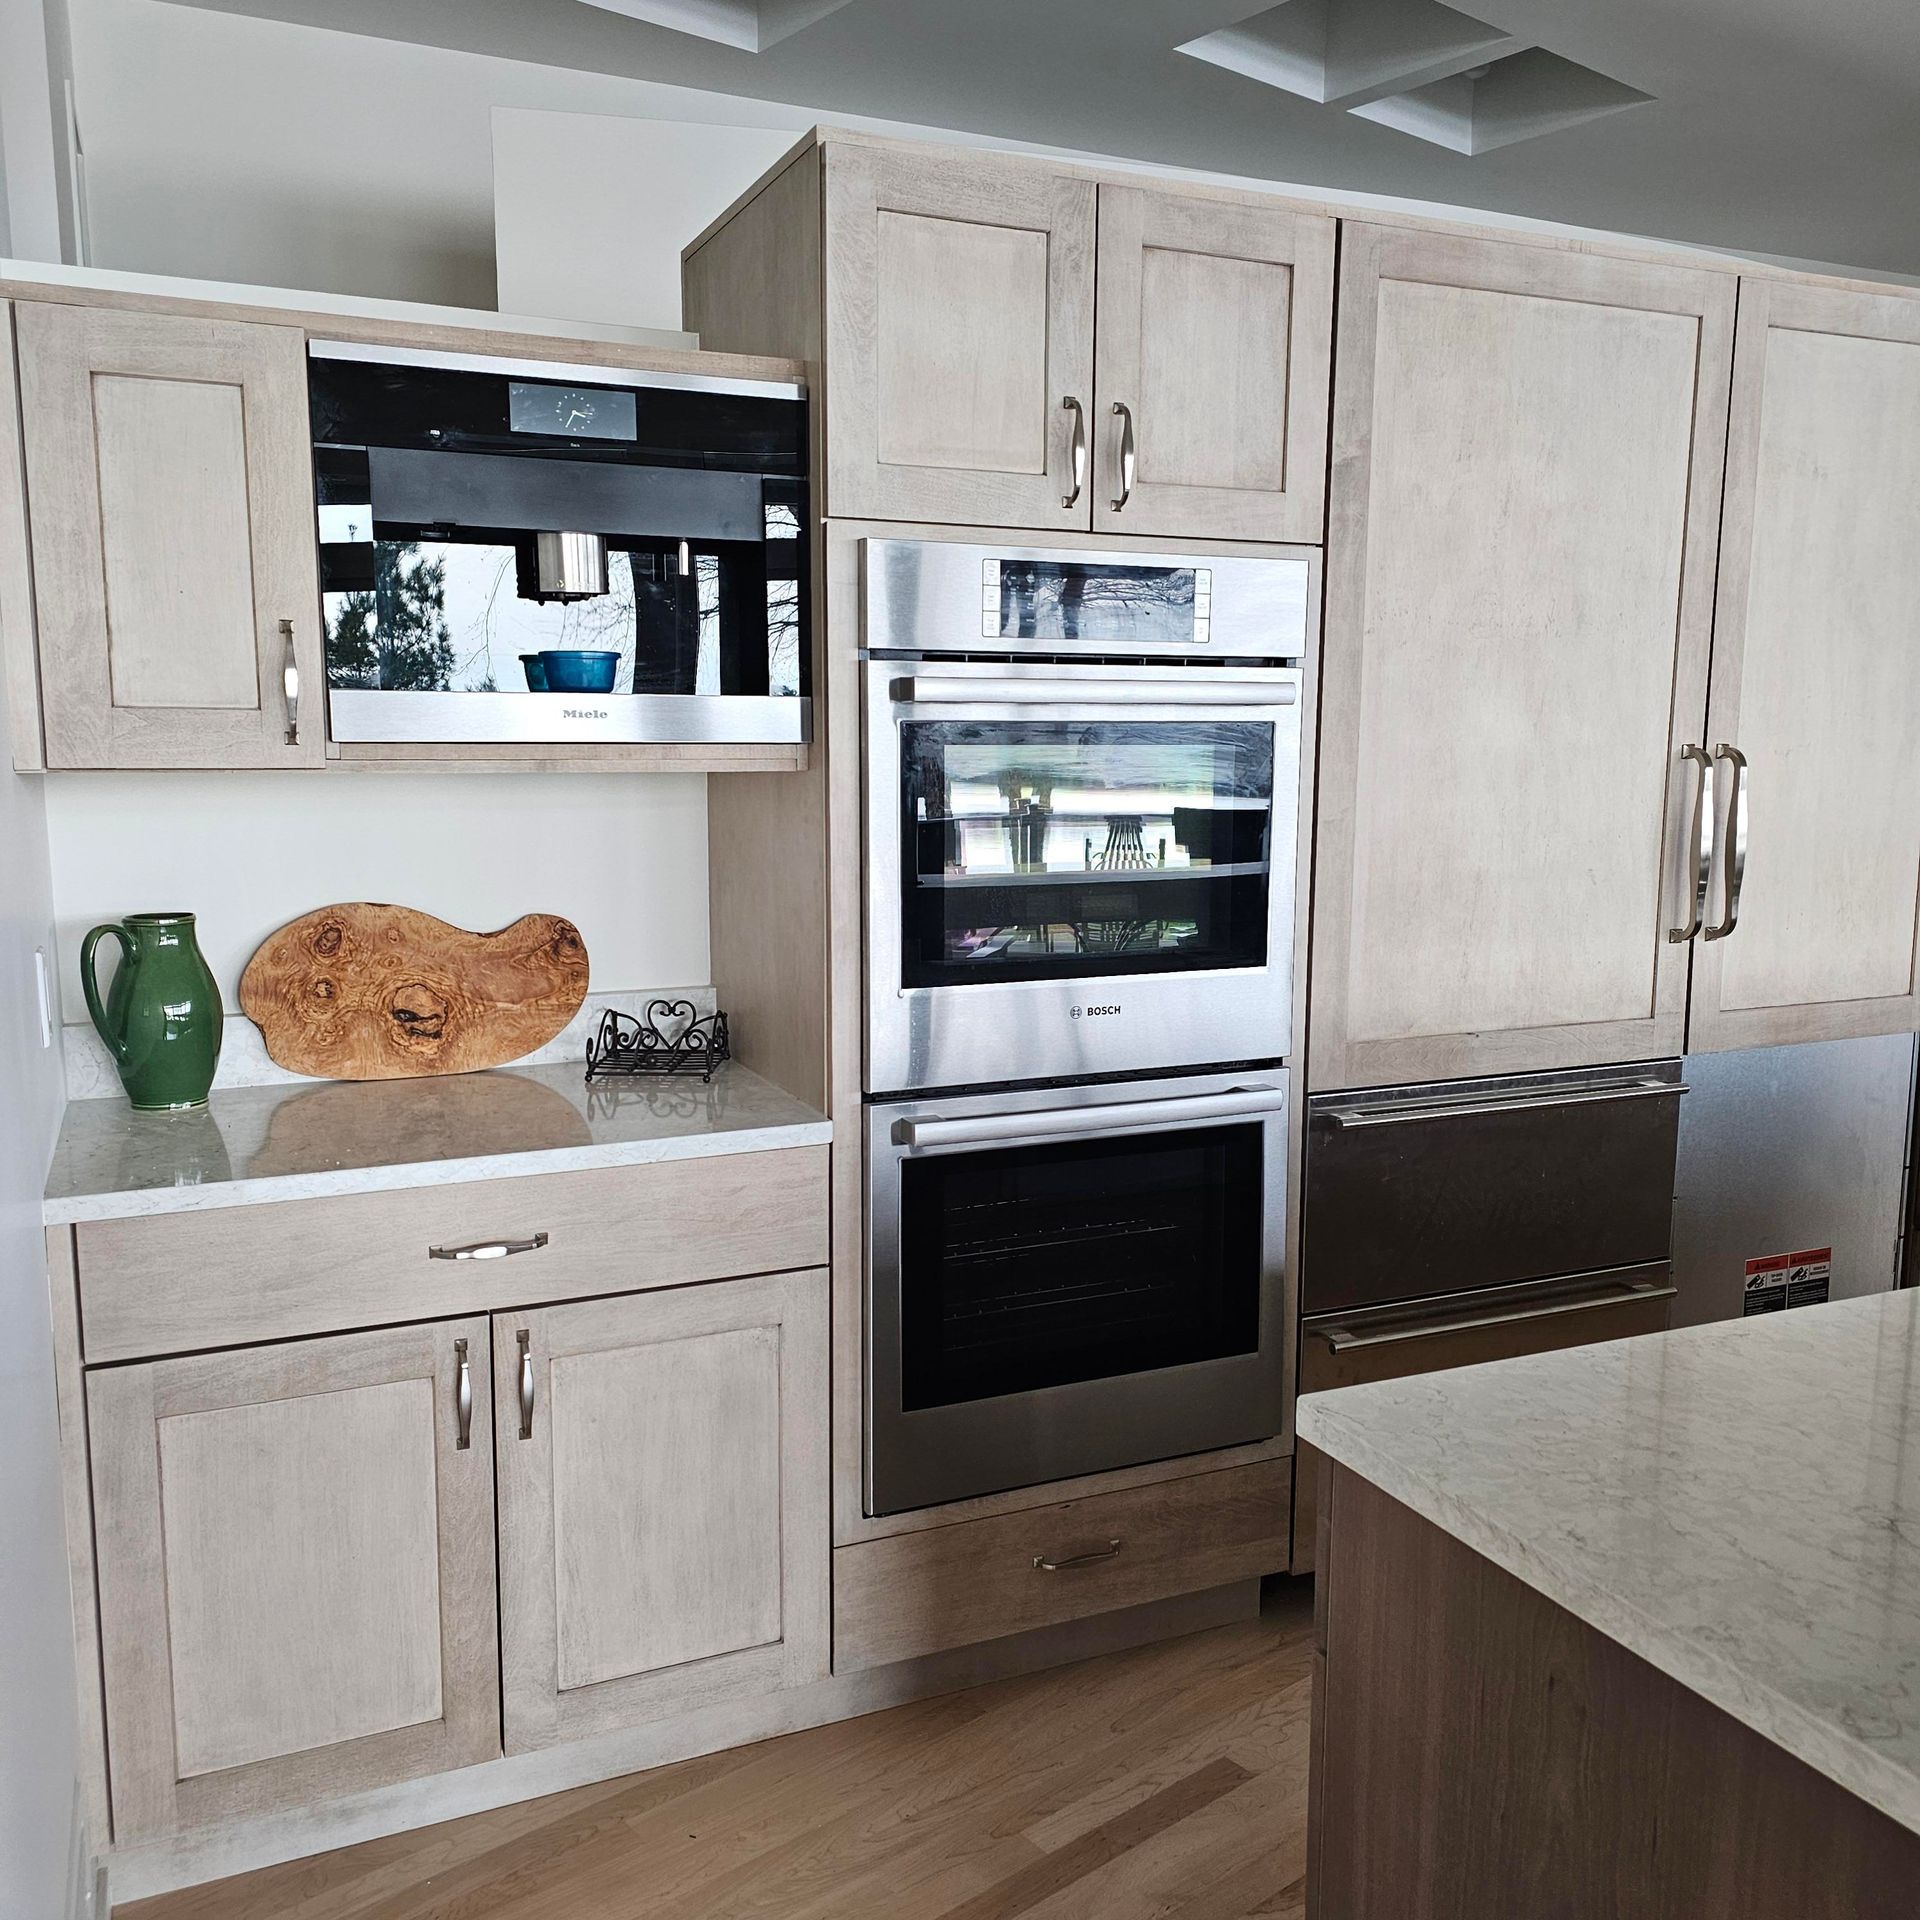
[1743,1247,1832,1316]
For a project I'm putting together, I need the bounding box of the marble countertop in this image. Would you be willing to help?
[1299,1291,1920,1838]
[44,1060,829,1224]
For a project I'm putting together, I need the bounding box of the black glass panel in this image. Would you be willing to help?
[899,1124,1263,1410]
[993,560,1200,646]
[899,721,1273,988]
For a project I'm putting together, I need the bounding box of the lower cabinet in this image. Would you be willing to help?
[494,1270,830,1751]
[88,1317,501,1840]
[85,1267,830,1837]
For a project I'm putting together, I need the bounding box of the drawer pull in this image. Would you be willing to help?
[1314,1280,1677,1353]
[517,1329,535,1440]
[429,1232,550,1262]
[453,1337,473,1451]
[1033,1538,1123,1573]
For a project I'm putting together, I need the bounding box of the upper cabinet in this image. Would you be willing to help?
[1309,226,1735,1090]
[816,143,1334,540]
[15,302,325,769]
[1092,187,1332,542]
[1685,280,1920,1052]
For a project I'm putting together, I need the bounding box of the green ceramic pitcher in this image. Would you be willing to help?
[81,912,223,1111]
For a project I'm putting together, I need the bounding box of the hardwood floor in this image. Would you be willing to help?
[123,1580,1315,1920]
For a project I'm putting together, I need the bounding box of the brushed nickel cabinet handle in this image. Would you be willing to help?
[1061,396,1087,509]
[1703,744,1749,941]
[1034,1538,1123,1572]
[280,618,300,746]
[517,1329,535,1441]
[1667,744,1714,943]
[453,1337,473,1451]
[1110,401,1136,511]
[429,1232,550,1262]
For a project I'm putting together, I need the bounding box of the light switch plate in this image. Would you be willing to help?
[33,946,54,1049]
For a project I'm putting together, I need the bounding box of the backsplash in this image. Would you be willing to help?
[61,985,718,1100]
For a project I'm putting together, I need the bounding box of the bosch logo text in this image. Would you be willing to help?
[1072,1004,1123,1019]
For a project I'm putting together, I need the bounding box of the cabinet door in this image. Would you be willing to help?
[89,1318,498,1839]
[1310,227,1734,1090]
[1687,280,1920,1051]
[825,143,1096,530]
[1092,188,1333,542]
[15,301,323,768]
[495,1269,829,1752]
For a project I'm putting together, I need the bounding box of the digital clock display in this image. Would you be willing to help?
[507,380,638,441]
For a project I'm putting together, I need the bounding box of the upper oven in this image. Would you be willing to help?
[862,539,1314,1095]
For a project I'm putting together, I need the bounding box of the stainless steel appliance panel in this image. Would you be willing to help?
[327,689,810,745]
[867,1070,1289,1516]
[1671,1035,1916,1327]
[1303,1063,1685,1318]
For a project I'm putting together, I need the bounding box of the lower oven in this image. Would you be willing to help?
[866,1070,1289,1517]
[1292,1060,1685,1565]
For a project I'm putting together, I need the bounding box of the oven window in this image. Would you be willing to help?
[898,1124,1263,1410]
[899,721,1274,987]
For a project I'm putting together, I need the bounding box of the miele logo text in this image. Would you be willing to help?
[563,708,610,720]
[1073,1004,1123,1019]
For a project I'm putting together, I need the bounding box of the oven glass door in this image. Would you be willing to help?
[898,719,1275,988]
[867,1076,1288,1515]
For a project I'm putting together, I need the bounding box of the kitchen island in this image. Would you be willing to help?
[1299,1290,1920,1919]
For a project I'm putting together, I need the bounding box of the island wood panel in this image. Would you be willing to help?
[1093,187,1333,542]
[1309,226,1733,1090]
[1688,277,1920,1052]
[90,1317,500,1839]
[495,1269,829,1751]
[1310,1465,1920,1917]
[833,1457,1292,1671]
[824,143,1096,529]
[0,299,44,770]
[75,1143,828,1362]
[14,301,325,769]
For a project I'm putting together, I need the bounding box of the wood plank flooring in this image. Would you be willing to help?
[123,1580,1316,1920]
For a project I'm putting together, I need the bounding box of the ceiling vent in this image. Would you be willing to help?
[573,0,854,53]
[1179,0,1651,151]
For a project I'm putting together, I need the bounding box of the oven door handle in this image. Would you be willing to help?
[890,676,1297,708]
[894,1085,1284,1149]
[1311,1279,1677,1353]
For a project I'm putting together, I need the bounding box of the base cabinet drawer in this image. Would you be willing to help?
[832,1458,1291,1673]
[77,1144,828,1361]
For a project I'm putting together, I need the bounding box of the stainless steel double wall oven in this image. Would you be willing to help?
[860,537,1313,1515]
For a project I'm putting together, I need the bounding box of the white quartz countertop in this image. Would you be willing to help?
[1299,1291,1920,1839]
[44,1060,829,1224]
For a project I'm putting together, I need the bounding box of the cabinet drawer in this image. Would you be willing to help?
[832,1458,1290,1672]
[78,1145,828,1362]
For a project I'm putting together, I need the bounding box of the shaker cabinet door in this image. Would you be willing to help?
[1309,227,1735,1090]
[15,301,324,768]
[824,144,1096,531]
[495,1269,829,1753]
[1092,187,1333,543]
[1686,279,1920,1052]
[89,1317,499,1839]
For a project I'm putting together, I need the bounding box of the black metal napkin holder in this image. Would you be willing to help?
[586,1001,731,1083]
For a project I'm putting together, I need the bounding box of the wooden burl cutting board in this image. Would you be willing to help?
[240,904,589,1081]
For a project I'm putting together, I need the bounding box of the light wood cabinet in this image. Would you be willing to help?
[494,1268,829,1752]
[14,301,324,768]
[1092,186,1332,542]
[0,300,43,770]
[88,1317,500,1839]
[1686,279,1920,1052]
[825,143,1096,531]
[808,139,1333,539]
[1309,225,1735,1089]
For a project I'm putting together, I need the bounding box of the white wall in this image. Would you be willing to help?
[0,706,75,1912]
[44,771,711,1016]
[0,0,78,264]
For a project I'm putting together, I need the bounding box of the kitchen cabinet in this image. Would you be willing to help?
[0,300,42,770]
[1092,186,1332,542]
[14,301,324,769]
[812,141,1333,539]
[1308,225,1735,1090]
[495,1268,829,1752]
[1685,279,1920,1052]
[87,1317,500,1839]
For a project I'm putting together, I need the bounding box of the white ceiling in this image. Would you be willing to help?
[163,0,1920,275]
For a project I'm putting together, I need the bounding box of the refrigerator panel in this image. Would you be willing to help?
[1672,1035,1917,1328]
